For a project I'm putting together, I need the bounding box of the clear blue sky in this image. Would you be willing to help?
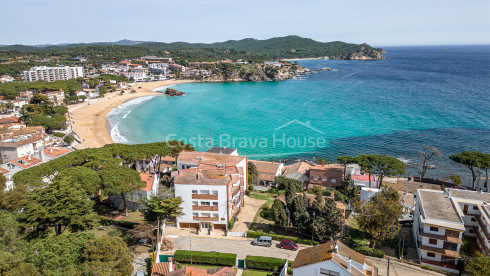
[1,0,489,46]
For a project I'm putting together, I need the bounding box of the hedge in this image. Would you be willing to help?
[355,246,385,258]
[228,216,235,230]
[245,256,286,271]
[173,250,236,266]
[247,230,319,245]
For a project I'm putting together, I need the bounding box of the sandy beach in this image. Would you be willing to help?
[69,80,193,149]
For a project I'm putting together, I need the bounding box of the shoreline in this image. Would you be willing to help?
[70,79,194,149]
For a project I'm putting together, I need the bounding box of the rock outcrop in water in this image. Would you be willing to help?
[203,64,310,82]
[165,88,186,96]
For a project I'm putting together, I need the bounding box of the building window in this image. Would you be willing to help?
[201,202,210,206]
[193,213,198,217]
[469,229,474,234]
[212,213,218,217]
[212,202,218,206]
[200,190,210,194]
[331,179,337,183]
[212,190,218,195]
[429,238,437,245]
[192,201,198,205]
[427,252,436,258]
[471,217,476,222]
[322,177,327,182]
[429,226,438,232]
[473,206,478,210]
[202,213,210,217]
[313,177,319,181]
[192,190,197,194]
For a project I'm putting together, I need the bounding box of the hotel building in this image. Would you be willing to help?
[23,66,84,82]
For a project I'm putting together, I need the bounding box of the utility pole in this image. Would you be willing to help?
[387,257,390,276]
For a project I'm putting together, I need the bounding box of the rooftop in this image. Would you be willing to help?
[177,151,245,167]
[10,155,42,169]
[0,117,21,125]
[174,168,235,186]
[43,147,70,158]
[249,160,282,174]
[448,189,490,202]
[418,189,461,223]
[0,134,45,148]
[207,147,237,155]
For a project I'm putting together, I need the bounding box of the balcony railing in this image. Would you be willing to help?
[473,227,490,254]
[192,194,218,200]
[475,214,490,239]
[417,241,461,258]
[193,216,219,222]
[192,205,218,211]
[418,229,463,244]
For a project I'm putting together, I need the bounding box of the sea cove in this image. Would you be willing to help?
[109,46,490,177]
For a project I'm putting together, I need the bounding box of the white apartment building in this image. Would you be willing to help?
[413,188,490,273]
[148,63,169,74]
[23,66,84,82]
[174,151,247,232]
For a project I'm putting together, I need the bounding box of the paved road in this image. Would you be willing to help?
[164,236,445,276]
[166,236,307,260]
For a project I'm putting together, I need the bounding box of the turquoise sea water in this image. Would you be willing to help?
[108,46,490,179]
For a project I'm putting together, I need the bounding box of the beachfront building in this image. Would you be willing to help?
[282,161,312,188]
[23,66,84,82]
[148,63,169,74]
[291,241,378,276]
[308,163,343,189]
[174,151,247,232]
[249,160,284,186]
[206,147,238,156]
[413,188,490,273]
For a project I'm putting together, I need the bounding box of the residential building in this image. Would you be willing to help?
[292,241,378,276]
[264,61,282,67]
[308,164,343,189]
[40,89,65,105]
[148,63,169,74]
[174,151,247,232]
[23,66,84,82]
[352,174,378,188]
[411,189,490,273]
[0,133,52,163]
[0,75,14,83]
[249,160,284,186]
[110,173,160,211]
[282,161,312,187]
[17,90,34,102]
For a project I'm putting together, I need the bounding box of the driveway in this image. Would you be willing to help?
[232,196,266,233]
[164,236,307,260]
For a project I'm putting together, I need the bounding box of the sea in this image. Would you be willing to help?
[107,45,490,183]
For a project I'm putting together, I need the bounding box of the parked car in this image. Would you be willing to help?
[280,239,298,251]
[251,236,272,247]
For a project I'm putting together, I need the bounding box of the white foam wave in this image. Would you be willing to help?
[107,96,156,144]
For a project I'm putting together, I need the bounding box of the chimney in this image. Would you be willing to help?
[49,147,53,153]
[27,155,31,160]
[347,257,352,272]
[40,147,46,163]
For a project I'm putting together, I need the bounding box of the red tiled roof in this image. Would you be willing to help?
[151,262,171,276]
[0,134,44,148]
[43,147,70,158]
[140,173,156,191]
[10,155,42,169]
[352,174,376,182]
[0,167,10,175]
[0,117,21,125]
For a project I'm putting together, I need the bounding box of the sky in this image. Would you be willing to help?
[1,0,489,46]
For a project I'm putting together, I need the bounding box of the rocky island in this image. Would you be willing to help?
[164,88,187,96]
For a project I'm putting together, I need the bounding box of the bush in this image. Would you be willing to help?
[246,255,286,271]
[63,135,74,144]
[355,246,385,258]
[108,229,122,237]
[228,216,235,230]
[246,190,251,196]
[173,250,236,266]
[247,230,318,245]
[52,132,65,138]
[118,220,138,229]
[249,185,254,191]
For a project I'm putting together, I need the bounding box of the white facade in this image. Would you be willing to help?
[293,260,352,276]
[23,66,84,82]
[174,184,229,227]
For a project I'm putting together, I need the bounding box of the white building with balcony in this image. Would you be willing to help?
[23,66,84,82]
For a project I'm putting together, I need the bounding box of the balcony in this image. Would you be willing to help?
[417,241,461,258]
[475,214,490,239]
[419,230,463,244]
[192,194,218,200]
[421,259,458,271]
[473,227,490,254]
[192,205,218,211]
[193,216,218,222]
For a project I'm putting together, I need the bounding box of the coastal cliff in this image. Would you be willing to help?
[202,64,310,82]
